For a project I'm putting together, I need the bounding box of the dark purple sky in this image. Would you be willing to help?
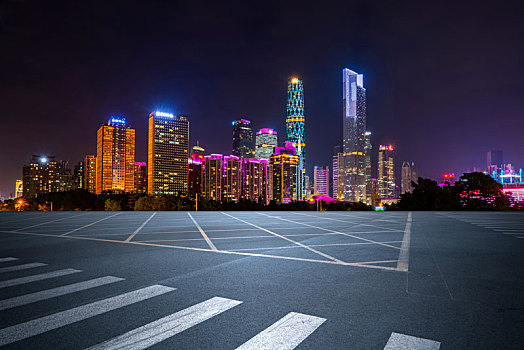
[1,0,523,198]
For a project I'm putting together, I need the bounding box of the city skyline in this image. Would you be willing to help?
[1,1,524,198]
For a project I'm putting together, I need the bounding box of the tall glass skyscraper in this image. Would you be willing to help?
[147,111,189,195]
[378,145,395,198]
[232,119,253,159]
[285,77,305,200]
[342,68,367,202]
[255,128,278,160]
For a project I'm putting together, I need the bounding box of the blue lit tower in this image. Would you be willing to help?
[342,68,367,202]
[285,77,306,200]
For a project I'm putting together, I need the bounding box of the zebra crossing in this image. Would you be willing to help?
[0,257,441,349]
[446,213,524,239]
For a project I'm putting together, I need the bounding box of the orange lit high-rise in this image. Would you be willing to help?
[96,117,135,194]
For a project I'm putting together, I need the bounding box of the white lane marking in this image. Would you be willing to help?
[12,212,89,232]
[0,262,47,274]
[188,212,217,250]
[61,212,122,236]
[125,212,157,242]
[299,212,404,232]
[397,212,412,272]
[0,258,18,263]
[515,236,524,238]
[222,212,343,263]
[0,285,175,347]
[257,213,401,250]
[0,276,124,311]
[86,296,242,349]
[236,312,326,350]
[383,332,440,349]
[0,268,81,289]
[230,241,404,252]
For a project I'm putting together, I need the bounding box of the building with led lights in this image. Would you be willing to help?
[232,119,253,159]
[148,112,189,195]
[191,141,205,155]
[255,128,278,160]
[241,158,272,204]
[72,161,85,190]
[22,155,72,197]
[96,117,135,194]
[378,145,395,198]
[364,131,373,204]
[134,162,147,193]
[341,68,367,203]
[188,154,204,198]
[401,161,417,194]
[270,142,299,203]
[332,145,343,200]
[222,155,242,202]
[285,77,306,200]
[15,180,23,198]
[84,155,96,193]
[314,166,329,196]
[202,154,223,201]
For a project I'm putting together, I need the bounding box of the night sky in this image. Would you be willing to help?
[1,0,523,198]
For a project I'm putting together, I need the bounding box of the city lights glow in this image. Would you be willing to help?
[40,157,48,163]
[155,111,174,118]
[110,117,126,124]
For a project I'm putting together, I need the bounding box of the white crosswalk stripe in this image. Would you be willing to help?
[0,276,124,311]
[0,257,18,263]
[236,312,326,350]
[86,296,242,349]
[0,284,175,347]
[384,332,440,349]
[0,268,81,289]
[0,262,47,274]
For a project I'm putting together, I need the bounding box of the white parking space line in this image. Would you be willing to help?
[383,332,440,349]
[0,276,124,311]
[397,212,412,272]
[61,212,122,236]
[0,268,81,289]
[305,212,404,232]
[223,212,344,263]
[86,296,242,350]
[0,285,175,347]
[124,212,157,242]
[236,312,326,350]
[12,212,89,232]
[0,262,47,274]
[188,212,217,250]
[0,257,18,263]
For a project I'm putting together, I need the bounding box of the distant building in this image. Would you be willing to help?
[222,155,242,202]
[72,161,84,190]
[241,158,271,204]
[255,128,278,160]
[134,162,147,193]
[487,150,503,172]
[191,141,205,155]
[96,117,135,194]
[304,175,311,196]
[188,154,203,198]
[364,131,372,204]
[378,145,395,198]
[314,166,329,196]
[202,154,223,201]
[232,119,253,159]
[148,112,189,195]
[84,155,96,193]
[22,155,72,197]
[270,142,299,204]
[401,161,417,194]
[341,68,367,203]
[15,180,23,198]
[332,145,343,200]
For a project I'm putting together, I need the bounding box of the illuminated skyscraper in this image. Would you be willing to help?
[84,155,96,193]
[134,162,147,193]
[241,158,271,204]
[378,145,395,198]
[232,119,253,159]
[285,77,305,200]
[342,68,366,202]
[148,112,189,195]
[364,131,373,204]
[401,161,417,194]
[332,145,343,200]
[72,161,85,190]
[255,128,278,160]
[313,166,329,196]
[222,155,242,202]
[22,155,72,197]
[203,154,222,201]
[188,154,204,198]
[96,117,135,194]
[270,142,299,203]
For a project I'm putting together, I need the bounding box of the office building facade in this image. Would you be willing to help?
[401,161,417,194]
[232,119,253,159]
[314,166,329,196]
[148,112,189,195]
[22,155,72,197]
[255,128,278,160]
[378,145,395,198]
[270,142,299,204]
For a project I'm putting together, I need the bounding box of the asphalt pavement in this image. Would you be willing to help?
[0,211,523,349]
